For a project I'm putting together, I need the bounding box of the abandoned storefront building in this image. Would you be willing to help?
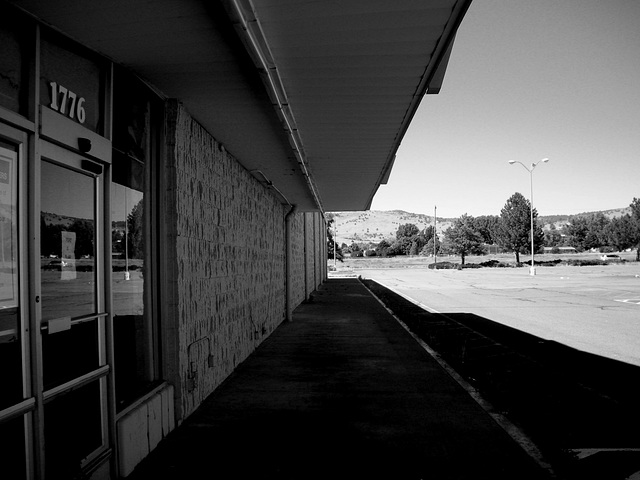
[0,0,470,478]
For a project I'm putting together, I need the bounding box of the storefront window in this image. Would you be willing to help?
[0,140,22,409]
[112,69,160,408]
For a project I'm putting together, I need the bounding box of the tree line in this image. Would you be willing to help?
[330,194,640,264]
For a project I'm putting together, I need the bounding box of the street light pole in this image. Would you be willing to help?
[508,158,549,276]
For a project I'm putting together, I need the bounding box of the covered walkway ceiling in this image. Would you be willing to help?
[8,0,471,212]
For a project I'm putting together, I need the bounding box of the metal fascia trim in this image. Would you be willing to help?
[225,0,324,213]
[365,0,473,210]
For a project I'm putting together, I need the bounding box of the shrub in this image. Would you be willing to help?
[564,259,606,266]
[494,262,513,268]
[478,259,500,267]
[522,259,563,267]
[429,261,458,270]
[365,250,376,257]
[477,259,513,268]
[530,259,562,267]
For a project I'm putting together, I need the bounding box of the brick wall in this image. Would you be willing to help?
[164,101,303,419]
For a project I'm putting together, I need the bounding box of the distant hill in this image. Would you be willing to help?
[329,210,454,244]
[538,207,631,229]
[330,208,632,245]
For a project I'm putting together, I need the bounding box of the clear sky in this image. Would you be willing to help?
[370,0,640,219]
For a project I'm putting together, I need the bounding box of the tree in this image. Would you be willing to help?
[392,223,425,255]
[605,215,635,252]
[630,197,640,261]
[326,216,343,261]
[419,225,442,256]
[564,213,613,251]
[375,239,392,257]
[420,236,442,256]
[40,215,59,258]
[496,192,544,263]
[584,212,610,250]
[349,242,362,255]
[564,216,589,252]
[409,236,428,256]
[72,218,95,258]
[543,223,562,247]
[443,214,485,265]
[126,199,144,259]
[422,225,435,240]
[396,223,419,240]
[472,215,501,245]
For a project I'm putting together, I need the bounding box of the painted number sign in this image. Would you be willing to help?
[49,82,86,124]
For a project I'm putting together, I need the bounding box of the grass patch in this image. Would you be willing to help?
[332,251,636,271]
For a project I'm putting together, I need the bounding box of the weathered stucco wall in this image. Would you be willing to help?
[164,101,292,419]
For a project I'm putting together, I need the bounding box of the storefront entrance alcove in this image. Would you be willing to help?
[0,6,169,478]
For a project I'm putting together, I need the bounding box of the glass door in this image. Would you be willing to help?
[39,141,109,479]
[0,124,30,480]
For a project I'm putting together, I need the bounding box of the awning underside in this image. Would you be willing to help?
[10,0,470,211]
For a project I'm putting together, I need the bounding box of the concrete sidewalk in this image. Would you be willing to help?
[128,278,551,479]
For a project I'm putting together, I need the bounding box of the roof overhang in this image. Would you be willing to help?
[7,0,471,212]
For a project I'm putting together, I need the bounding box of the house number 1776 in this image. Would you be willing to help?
[49,82,86,124]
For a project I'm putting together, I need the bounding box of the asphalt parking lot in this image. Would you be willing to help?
[358,264,640,366]
[356,266,640,480]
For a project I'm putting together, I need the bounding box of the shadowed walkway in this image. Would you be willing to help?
[128,278,551,479]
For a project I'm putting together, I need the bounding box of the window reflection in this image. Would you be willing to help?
[40,161,95,320]
[111,182,144,316]
[112,68,159,409]
[112,170,150,408]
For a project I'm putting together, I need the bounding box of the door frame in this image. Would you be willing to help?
[33,110,114,477]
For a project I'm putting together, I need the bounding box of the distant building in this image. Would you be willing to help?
[484,244,502,254]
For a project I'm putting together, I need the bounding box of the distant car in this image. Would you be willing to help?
[600,254,621,261]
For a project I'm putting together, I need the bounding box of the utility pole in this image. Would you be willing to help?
[433,205,437,267]
[333,222,337,269]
